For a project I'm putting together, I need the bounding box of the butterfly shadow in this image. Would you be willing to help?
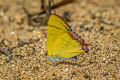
[54,60,85,67]
[45,53,86,67]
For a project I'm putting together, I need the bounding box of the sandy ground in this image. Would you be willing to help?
[0,0,120,80]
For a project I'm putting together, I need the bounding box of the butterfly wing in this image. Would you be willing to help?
[47,14,84,60]
[47,14,70,56]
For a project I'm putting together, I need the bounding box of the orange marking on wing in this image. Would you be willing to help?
[67,31,89,53]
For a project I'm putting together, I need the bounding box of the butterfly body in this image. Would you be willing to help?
[46,14,89,61]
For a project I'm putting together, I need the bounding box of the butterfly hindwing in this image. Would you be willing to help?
[52,31,84,58]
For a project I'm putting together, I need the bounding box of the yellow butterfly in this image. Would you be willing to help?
[46,14,89,61]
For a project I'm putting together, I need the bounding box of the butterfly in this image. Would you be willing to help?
[46,14,89,61]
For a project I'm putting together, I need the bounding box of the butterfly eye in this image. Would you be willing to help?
[45,52,48,56]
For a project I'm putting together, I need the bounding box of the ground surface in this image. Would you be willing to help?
[0,0,120,80]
